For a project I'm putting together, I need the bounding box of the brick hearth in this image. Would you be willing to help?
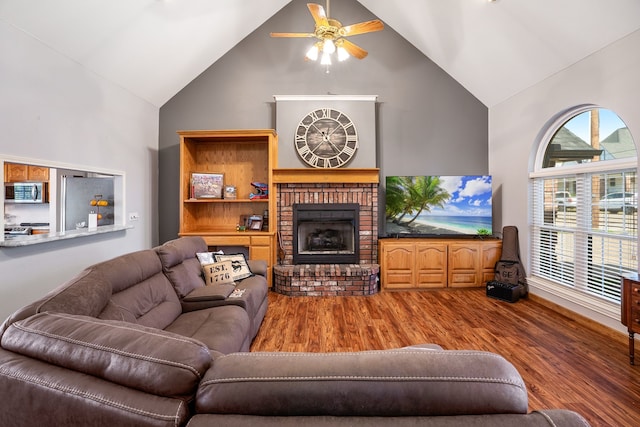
[273,169,380,296]
[273,264,379,297]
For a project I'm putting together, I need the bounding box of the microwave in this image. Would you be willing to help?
[4,182,49,203]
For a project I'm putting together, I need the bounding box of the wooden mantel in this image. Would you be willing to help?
[272,168,379,184]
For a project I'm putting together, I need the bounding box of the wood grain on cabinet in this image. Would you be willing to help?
[379,238,501,290]
[4,163,49,182]
[178,129,277,285]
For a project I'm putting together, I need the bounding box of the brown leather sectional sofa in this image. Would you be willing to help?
[0,237,590,426]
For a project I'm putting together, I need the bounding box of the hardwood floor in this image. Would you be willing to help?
[251,289,640,427]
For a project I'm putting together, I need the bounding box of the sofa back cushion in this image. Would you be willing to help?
[196,349,528,417]
[156,237,208,298]
[94,249,182,329]
[0,267,112,334]
[2,311,211,398]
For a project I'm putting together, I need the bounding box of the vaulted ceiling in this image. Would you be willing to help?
[2,0,639,108]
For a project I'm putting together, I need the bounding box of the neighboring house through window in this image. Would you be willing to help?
[529,106,637,318]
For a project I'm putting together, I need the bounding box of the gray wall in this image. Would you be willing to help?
[0,20,159,320]
[159,0,488,243]
[489,29,640,334]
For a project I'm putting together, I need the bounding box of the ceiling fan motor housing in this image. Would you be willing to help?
[315,19,343,40]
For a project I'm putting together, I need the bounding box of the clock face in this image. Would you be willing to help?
[295,108,358,168]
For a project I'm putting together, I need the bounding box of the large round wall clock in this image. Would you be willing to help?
[295,108,358,168]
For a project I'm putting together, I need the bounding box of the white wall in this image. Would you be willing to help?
[0,22,159,320]
[489,29,640,333]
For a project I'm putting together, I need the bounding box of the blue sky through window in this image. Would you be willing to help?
[563,108,627,143]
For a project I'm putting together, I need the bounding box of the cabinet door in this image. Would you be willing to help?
[250,242,272,263]
[6,164,28,182]
[415,243,447,288]
[448,243,480,287]
[481,241,502,284]
[27,166,49,181]
[381,243,415,289]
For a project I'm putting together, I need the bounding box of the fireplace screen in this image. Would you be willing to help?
[293,203,359,264]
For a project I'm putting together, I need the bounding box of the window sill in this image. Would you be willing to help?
[0,224,132,247]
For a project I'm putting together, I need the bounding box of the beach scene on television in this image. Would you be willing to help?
[385,175,493,236]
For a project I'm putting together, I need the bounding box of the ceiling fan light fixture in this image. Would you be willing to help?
[306,43,320,61]
[337,45,350,61]
[321,51,332,65]
[323,38,336,54]
[270,1,384,67]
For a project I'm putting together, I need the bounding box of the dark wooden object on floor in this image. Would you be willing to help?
[251,289,640,427]
[621,273,640,365]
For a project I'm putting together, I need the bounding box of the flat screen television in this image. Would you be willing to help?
[385,175,493,237]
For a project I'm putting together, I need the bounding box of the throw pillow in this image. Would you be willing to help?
[202,260,236,286]
[196,250,224,265]
[214,253,253,281]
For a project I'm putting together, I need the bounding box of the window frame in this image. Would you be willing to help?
[528,104,638,321]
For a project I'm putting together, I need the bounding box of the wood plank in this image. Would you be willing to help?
[272,168,379,184]
[251,289,640,427]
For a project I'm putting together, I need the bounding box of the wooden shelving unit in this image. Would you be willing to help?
[178,129,277,284]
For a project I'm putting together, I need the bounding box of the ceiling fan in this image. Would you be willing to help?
[270,1,384,63]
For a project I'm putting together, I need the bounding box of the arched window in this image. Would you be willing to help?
[529,106,637,306]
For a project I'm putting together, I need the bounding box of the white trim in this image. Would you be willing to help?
[528,276,619,320]
[1,155,124,177]
[532,104,598,171]
[273,95,378,102]
[529,157,637,178]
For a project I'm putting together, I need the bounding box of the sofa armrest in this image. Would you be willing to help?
[1,312,211,397]
[247,259,267,277]
[195,348,528,417]
[183,284,235,302]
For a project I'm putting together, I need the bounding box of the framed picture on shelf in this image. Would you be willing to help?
[248,215,263,231]
[191,173,223,199]
[224,185,237,200]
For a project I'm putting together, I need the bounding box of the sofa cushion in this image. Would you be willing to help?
[164,305,251,355]
[196,251,224,265]
[27,267,112,319]
[214,253,253,281]
[195,349,528,416]
[202,260,236,286]
[96,250,182,329]
[156,236,208,298]
[1,312,211,398]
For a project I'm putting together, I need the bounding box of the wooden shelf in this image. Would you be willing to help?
[183,198,268,203]
[272,168,379,184]
[178,129,277,285]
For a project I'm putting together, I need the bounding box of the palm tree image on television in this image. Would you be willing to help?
[385,175,493,236]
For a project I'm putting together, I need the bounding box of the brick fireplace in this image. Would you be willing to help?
[273,169,380,296]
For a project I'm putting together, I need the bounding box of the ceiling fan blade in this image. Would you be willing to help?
[307,3,329,27]
[341,19,384,37]
[270,32,316,38]
[339,39,368,59]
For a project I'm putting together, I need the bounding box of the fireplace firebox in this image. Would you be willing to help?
[293,203,359,264]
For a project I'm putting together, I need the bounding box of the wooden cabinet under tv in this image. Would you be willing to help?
[379,238,502,290]
[178,129,277,285]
